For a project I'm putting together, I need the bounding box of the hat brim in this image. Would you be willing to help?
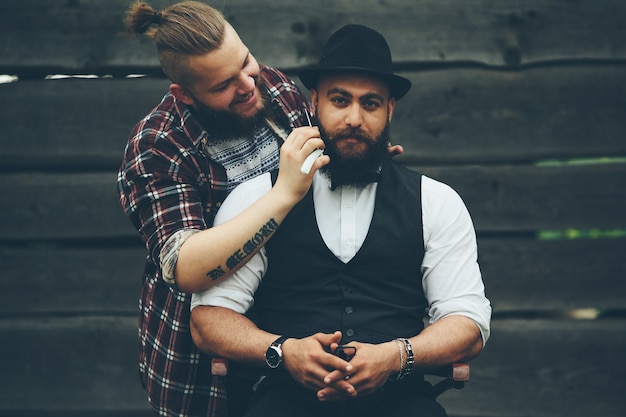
[298,67,412,100]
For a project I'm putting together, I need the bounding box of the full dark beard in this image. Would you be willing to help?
[192,97,265,139]
[193,103,267,139]
[190,80,268,139]
[317,121,392,189]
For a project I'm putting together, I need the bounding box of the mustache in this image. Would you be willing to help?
[311,115,373,142]
[327,128,372,142]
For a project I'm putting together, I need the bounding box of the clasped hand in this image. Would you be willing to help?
[281,331,397,402]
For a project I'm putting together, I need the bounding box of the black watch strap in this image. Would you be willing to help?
[271,335,289,347]
[265,335,290,369]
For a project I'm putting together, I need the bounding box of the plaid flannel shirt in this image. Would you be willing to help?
[117,66,309,417]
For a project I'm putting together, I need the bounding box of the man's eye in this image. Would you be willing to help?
[213,83,229,92]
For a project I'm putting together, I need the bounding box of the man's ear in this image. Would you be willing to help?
[387,96,396,122]
[169,84,195,106]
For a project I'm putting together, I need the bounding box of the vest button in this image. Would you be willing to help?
[344,306,354,314]
[345,329,355,337]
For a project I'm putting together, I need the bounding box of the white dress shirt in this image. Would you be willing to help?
[192,171,491,344]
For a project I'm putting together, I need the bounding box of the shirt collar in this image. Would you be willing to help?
[172,95,210,149]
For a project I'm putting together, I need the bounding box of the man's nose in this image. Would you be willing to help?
[235,73,255,95]
[344,104,363,127]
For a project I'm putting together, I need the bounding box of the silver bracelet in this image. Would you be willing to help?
[389,338,407,381]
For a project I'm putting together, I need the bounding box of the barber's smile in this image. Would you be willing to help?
[232,89,257,110]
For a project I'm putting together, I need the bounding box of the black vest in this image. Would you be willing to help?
[255,161,427,344]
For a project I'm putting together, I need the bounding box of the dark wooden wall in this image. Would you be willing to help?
[1,1,625,416]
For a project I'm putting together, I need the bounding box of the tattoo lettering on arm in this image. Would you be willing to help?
[207,265,226,281]
[242,218,279,255]
[206,218,279,281]
[226,249,246,270]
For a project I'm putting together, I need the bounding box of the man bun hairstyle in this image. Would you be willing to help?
[124,1,227,88]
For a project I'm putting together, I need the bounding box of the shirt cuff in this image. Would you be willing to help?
[428,296,492,346]
[159,228,202,285]
[190,288,253,314]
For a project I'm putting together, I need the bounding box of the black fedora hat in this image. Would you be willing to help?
[298,25,411,100]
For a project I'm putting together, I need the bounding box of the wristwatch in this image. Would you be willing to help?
[265,336,289,369]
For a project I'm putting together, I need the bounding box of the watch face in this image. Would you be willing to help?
[265,346,282,369]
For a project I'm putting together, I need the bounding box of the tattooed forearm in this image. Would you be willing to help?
[206,218,279,281]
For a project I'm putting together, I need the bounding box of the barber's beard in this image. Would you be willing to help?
[317,121,392,189]
[191,80,268,139]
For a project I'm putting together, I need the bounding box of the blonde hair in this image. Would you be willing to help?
[125,1,227,87]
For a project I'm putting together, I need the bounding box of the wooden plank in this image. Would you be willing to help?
[2,238,624,316]
[0,316,152,413]
[438,319,626,417]
[0,172,136,240]
[2,0,626,71]
[415,162,626,232]
[0,78,170,171]
[393,65,626,164]
[479,237,626,311]
[1,316,623,416]
[2,65,626,170]
[1,162,624,240]
[412,164,626,233]
[0,247,145,316]
[228,0,626,69]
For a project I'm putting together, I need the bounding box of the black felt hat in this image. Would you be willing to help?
[298,25,412,100]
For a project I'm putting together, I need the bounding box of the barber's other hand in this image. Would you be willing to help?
[388,143,404,157]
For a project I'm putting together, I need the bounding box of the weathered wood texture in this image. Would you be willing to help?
[0,78,170,171]
[2,65,626,170]
[0,247,145,316]
[440,319,626,417]
[0,316,151,415]
[1,317,624,416]
[1,163,624,241]
[2,237,625,318]
[1,0,625,72]
[1,0,625,416]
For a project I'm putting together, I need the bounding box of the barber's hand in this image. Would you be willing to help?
[281,331,356,398]
[317,341,399,401]
[388,143,404,157]
[274,126,330,205]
